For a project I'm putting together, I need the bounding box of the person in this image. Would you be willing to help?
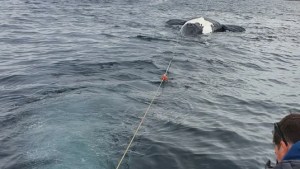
[265,114,300,169]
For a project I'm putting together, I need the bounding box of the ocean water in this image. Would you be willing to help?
[0,0,300,169]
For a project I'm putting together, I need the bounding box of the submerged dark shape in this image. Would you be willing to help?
[166,17,245,36]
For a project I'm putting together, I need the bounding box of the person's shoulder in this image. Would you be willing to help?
[288,160,300,169]
[274,160,300,169]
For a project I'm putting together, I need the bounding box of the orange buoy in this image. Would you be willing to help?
[161,73,168,82]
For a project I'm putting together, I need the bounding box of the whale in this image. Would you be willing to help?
[166,17,245,36]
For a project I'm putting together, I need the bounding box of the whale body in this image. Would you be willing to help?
[166,17,245,36]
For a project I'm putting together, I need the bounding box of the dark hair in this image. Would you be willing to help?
[273,114,300,146]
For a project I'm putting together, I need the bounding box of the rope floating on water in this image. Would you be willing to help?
[115,56,174,169]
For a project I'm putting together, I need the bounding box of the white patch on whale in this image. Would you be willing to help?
[181,17,213,34]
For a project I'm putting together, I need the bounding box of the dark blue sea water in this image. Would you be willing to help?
[1,0,300,169]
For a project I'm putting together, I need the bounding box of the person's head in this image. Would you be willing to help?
[273,114,300,162]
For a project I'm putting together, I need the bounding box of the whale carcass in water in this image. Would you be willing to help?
[166,17,245,36]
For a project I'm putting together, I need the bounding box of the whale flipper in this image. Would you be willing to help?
[222,25,246,32]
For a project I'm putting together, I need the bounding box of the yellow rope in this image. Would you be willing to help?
[115,57,174,169]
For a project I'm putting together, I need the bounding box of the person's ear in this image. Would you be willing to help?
[279,140,289,153]
[275,141,289,162]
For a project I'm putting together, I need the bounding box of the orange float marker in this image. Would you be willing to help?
[161,73,168,82]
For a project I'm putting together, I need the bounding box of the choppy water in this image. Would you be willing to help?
[1,0,300,169]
